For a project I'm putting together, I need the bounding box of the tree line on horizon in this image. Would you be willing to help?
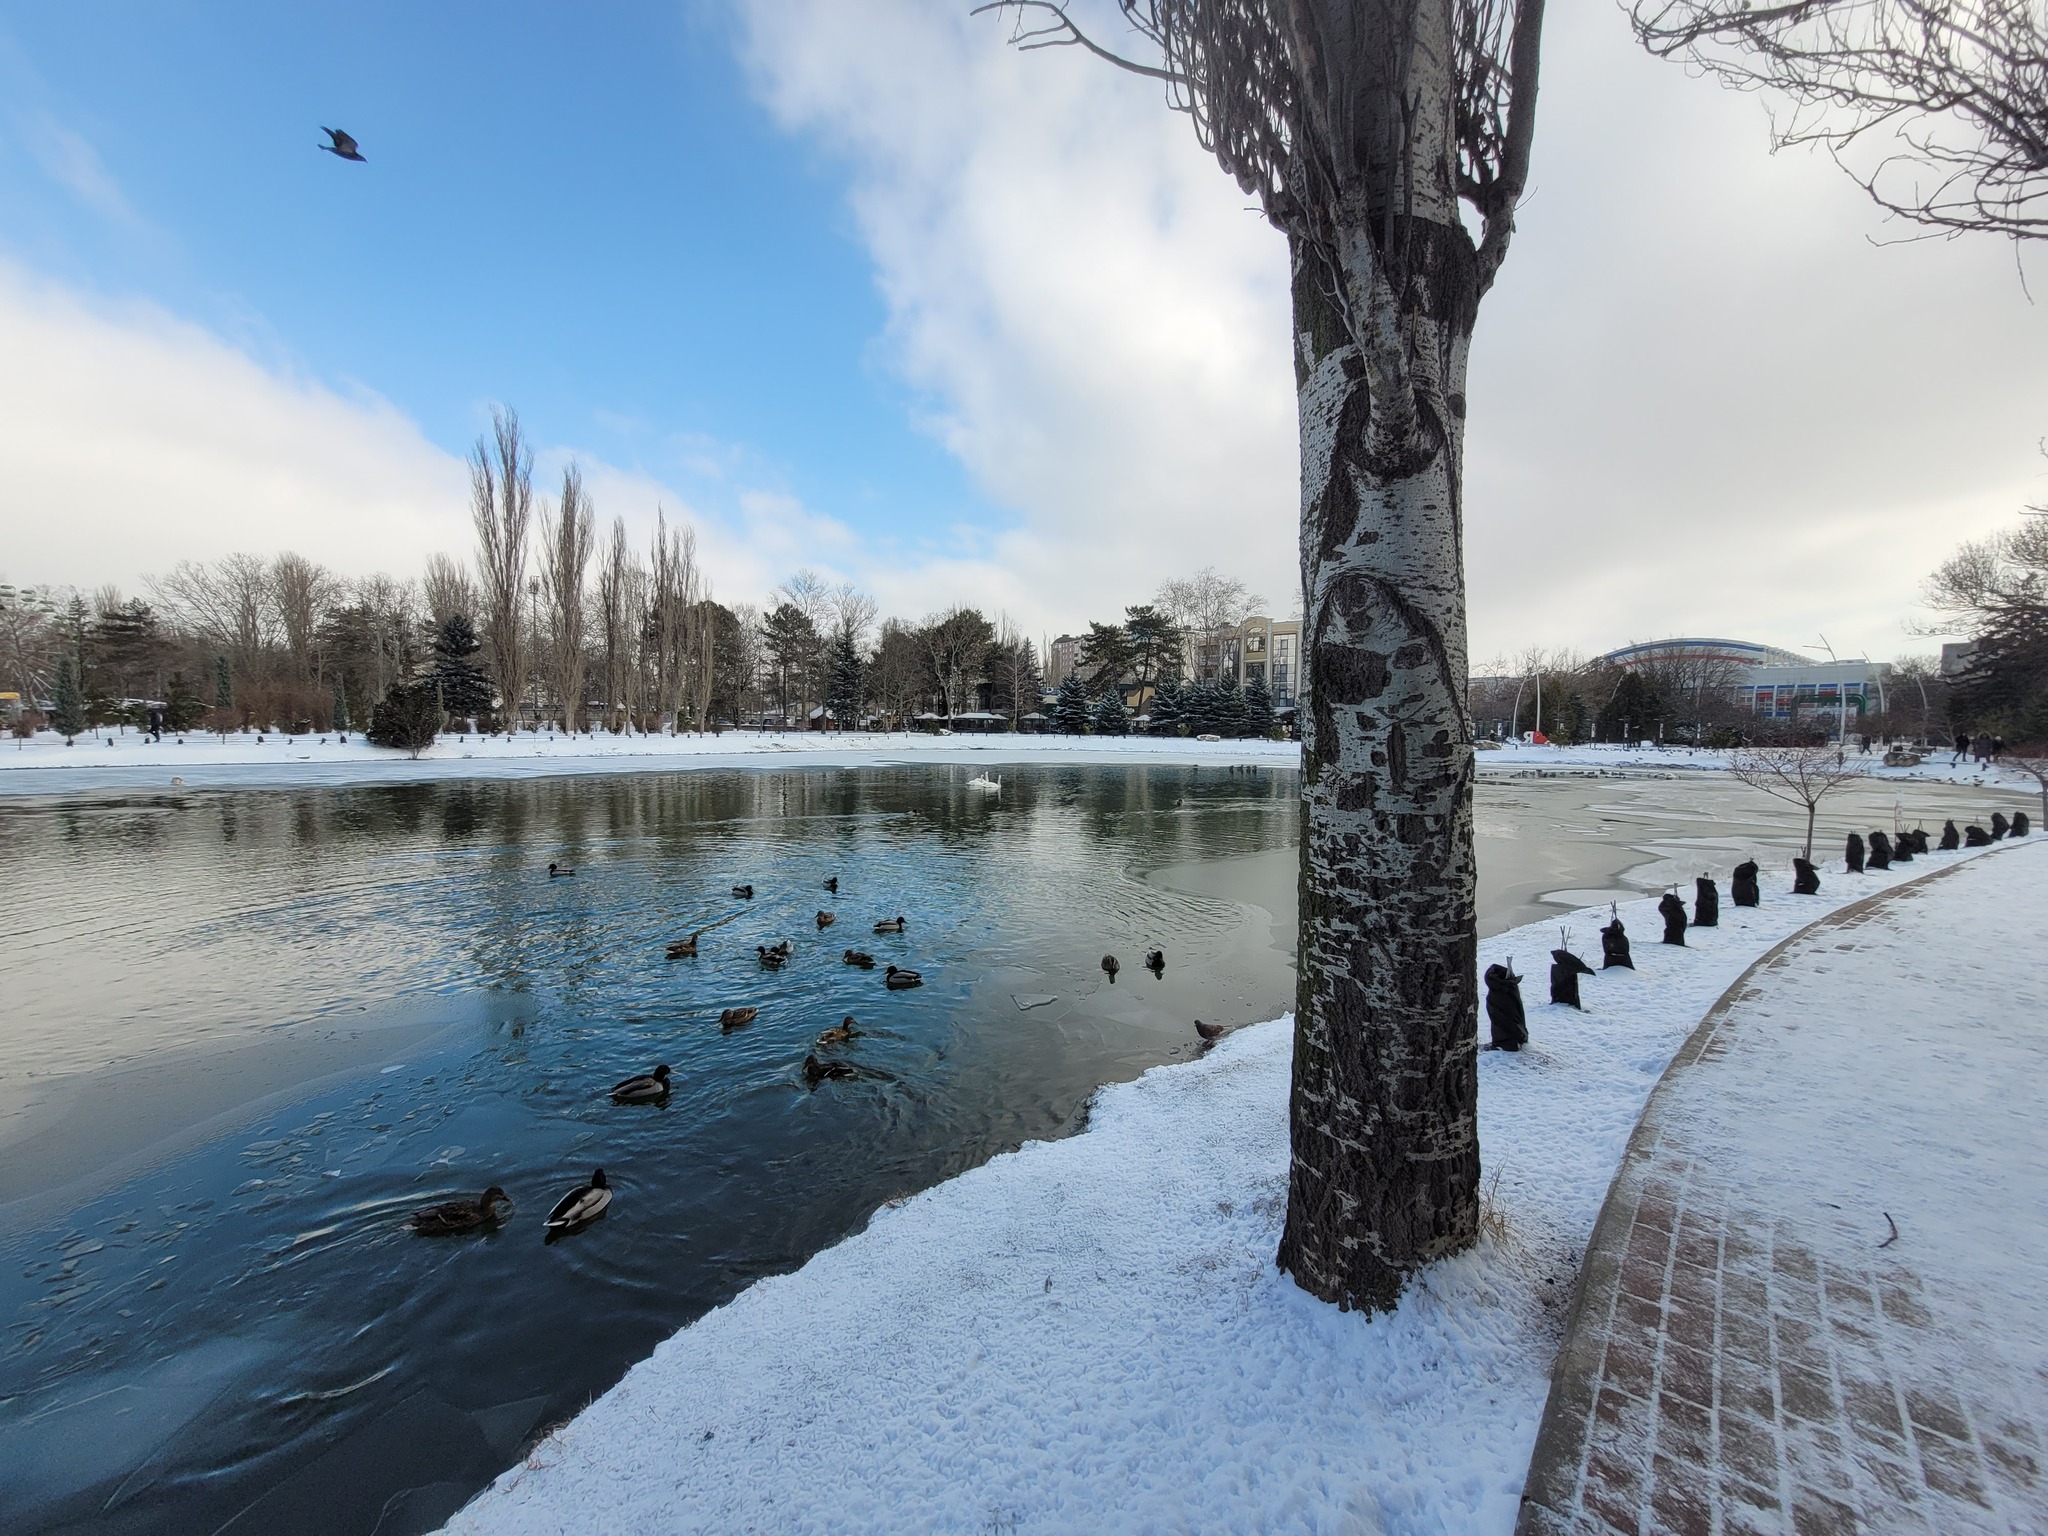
[0,410,1297,745]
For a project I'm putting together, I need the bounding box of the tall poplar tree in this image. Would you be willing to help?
[983,0,1548,1310]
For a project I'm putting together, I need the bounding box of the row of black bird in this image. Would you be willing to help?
[1482,808,2029,1052]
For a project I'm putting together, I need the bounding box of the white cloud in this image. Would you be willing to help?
[737,0,2048,662]
[0,260,471,590]
[738,1,1299,633]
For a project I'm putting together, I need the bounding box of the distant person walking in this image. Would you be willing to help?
[1953,731,1969,766]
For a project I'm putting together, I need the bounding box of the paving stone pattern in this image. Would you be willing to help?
[1518,850,2048,1535]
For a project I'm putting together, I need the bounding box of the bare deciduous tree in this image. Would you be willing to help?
[422,554,480,632]
[1632,0,2048,241]
[269,553,333,682]
[596,517,637,730]
[150,555,276,678]
[984,0,1549,1309]
[2005,744,2048,823]
[1727,744,1867,860]
[540,464,596,730]
[471,407,534,725]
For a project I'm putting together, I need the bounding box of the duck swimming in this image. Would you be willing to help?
[816,1016,860,1047]
[1145,949,1165,973]
[411,1187,511,1235]
[885,965,923,989]
[545,1169,611,1231]
[843,949,875,969]
[802,1054,856,1085]
[720,1006,760,1031]
[732,884,755,900]
[873,916,907,934]
[1101,955,1120,982]
[610,1064,672,1103]
[816,911,836,929]
[665,933,699,959]
[824,877,839,894]
[548,862,576,878]
[757,942,792,969]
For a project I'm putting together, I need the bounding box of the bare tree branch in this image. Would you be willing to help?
[1632,0,2048,241]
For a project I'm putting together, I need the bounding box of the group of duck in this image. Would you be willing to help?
[413,858,1275,1238]
[1480,808,2029,1053]
[410,871,928,1240]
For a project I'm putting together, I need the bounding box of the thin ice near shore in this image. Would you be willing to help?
[443,844,2013,1535]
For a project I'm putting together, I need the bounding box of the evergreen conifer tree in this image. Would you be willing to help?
[164,672,204,732]
[331,672,352,732]
[214,655,233,710]
[431,614,494,724]
[1244,673,1276,738]
[825,631,863,729]
[1092,688,1130,736]
[1053,672,1092,734]
[1217,674,1247,738]
[368,679,443,758]
[51,654,86,742]
[1149,676,1184,736]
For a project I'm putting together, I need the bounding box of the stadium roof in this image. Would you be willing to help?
[1593,638,1814,670]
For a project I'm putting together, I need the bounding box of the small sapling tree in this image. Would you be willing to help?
[2005,745,2048,827]
[1728,744,1867,861]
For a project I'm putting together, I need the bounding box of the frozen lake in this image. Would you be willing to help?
[0,762,2026,1534]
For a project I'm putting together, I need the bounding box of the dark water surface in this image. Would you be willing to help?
[0,765,1299,1536]
[1,762,2025,1535]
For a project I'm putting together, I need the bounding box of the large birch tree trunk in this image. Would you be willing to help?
[1274,224,1481,1310]
[979,0,1543,1314]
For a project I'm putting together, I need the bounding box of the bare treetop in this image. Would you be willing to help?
[1632,0,2048,241]
[978,0,1546,293]
[1727,742,1868,859]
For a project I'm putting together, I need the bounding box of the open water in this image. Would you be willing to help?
[0,761,2024,1534]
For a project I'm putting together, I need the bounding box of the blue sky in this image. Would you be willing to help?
[0,1,987,556]
[3,0,2045,658]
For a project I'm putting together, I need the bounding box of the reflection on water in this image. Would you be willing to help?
[0,761,2024,1535]
[0,765,1297,1536]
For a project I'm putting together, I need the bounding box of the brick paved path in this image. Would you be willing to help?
[1518,841,2048,1535]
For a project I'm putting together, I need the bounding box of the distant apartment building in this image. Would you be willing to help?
[1045,634,1082,688]
[1184,615,1305,712]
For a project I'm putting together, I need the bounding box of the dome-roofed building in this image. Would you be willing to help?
[1593,637,1813,671]
[1593,638,1890,724]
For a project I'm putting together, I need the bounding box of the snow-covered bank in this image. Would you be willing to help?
[1477,737,2039,796]
[443,842,2027,1535]
[8,728,2038,803]
[0,729,1301,797]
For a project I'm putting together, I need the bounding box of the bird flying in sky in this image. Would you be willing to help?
[318,127,365,162]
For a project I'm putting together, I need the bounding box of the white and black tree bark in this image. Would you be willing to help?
[982,0,1545,1312]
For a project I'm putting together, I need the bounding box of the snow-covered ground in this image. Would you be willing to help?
[0,727,1301,796]
[442,839,2030,1535]
[1477,737,2040,795]
[7,727,2038,803]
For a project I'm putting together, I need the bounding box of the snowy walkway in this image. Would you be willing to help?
[439,842,2030,1535]
[1517,838,2048,1535]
